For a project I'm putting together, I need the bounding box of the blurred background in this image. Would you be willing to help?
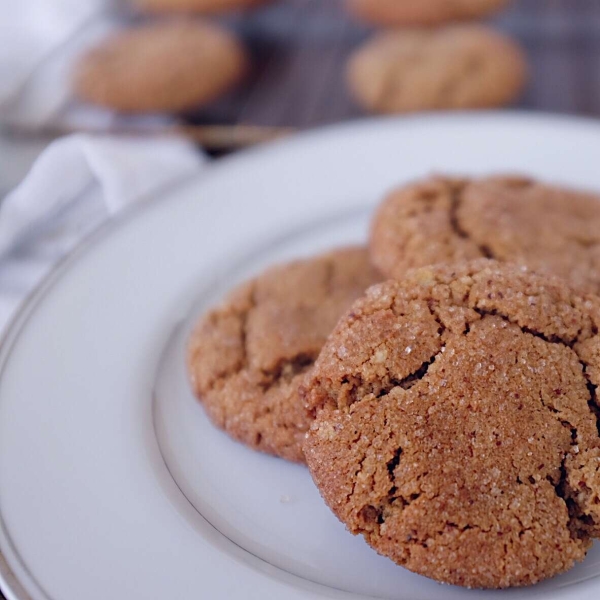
[196,0,600,128]
[1,0,600,231]
[1,0,600,330]
[2,0,600,167]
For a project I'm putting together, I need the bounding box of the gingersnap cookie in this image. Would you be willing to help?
[347,25,527,114]
[187,247,380,463]
[73,20,247,113]
[347,0,509,27]
[303,260,600,588]
[132,0,271,15]
[370,175,600,293]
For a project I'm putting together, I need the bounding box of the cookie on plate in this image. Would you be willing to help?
[347,0,510,27]
[303,260,600,588]
[347,25,527,114]
[132,0,271,15]
[73,20,247,113]
[370,175,600,293]
[187,247,380,463]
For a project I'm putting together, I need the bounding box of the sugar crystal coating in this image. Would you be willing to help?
[303,260,600,588]
[188,247,380,462]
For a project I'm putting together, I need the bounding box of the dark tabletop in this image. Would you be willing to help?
[187,0,600,131]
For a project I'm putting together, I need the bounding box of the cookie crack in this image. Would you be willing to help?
[539,359,598,541]
[427,300,446,333]
[351,308,599,540]
[203,284,317,400]
[356,444,418,529]
[473,308,573,347]
[549,461,593,542]
[448,183,493,258]
[327,291,455,408]
[392,517,493,551]
[584,379,600,438]
[542,373,598,540]
[256,353,317,392]
[372,344,445,400]
[472,308,599,540]
[445,522,475,532]
[338,309,447,406]
[475,305,599,442]
[367,492,424,531]
[386,447,403,498]
[393,353,441,392]
[240,284,257,372]
[199,287,258,395]
[378,302,447,396]
[236,284,316,395]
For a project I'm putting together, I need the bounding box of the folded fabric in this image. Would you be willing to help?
[0,133,206,332]
[0,1,208,333]
[0,0,181,194]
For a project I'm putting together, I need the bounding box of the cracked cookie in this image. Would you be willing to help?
[347,0,509,27]
[370,175,600,294]
[187,247,380,463]
[303,260,600,588]
[73,20,247,113]
[347,25,527,114]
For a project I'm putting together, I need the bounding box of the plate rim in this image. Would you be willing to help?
[2,110,600,600]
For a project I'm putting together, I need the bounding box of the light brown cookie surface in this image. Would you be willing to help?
[347,26,527,114]
[370,175,600,293]
[347,0,509,27]
[132,0,270,15]
[187,247,380,463]
[303,260,600,588]
[73,20,247,113]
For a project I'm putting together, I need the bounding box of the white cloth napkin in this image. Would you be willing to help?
[0,0,209,333]
[0,0,178,192]
[0,134,206,332]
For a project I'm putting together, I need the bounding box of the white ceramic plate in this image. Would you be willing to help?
[1,113,600,600]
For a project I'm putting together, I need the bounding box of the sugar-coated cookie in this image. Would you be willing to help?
[370,175,600,293]
[303,260,600,588]
[73,20,247,112]
[187,247,380,463]
[347,26,527,113]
